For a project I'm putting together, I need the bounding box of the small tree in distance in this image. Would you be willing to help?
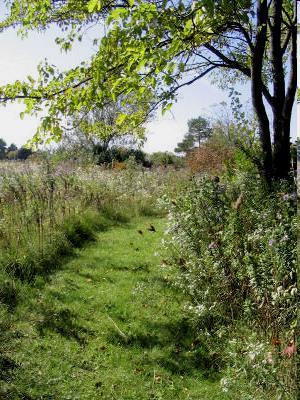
[7,143,18,152]
[175,116,212,155]
[0,138,7,160]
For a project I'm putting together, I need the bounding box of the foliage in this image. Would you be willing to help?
[161,173,297,398]
[93,145,151,167]
[0,1,296,179]
[221,331,297,399]
[0,138,7,160]
[150,151,184,168]
[62,101,148,153]
[186,134,234,175]
[0,139,34,161]
[7,143,18,152]
[175,116,212,154]
[15,146,33,160]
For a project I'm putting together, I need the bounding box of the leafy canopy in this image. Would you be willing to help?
[0,0,295,148]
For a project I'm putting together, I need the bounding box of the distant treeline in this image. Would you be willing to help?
[56,144,185,168]
[0,137,184,168]
[0,139,33,161]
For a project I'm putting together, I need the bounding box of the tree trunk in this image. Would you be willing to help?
[272,123,291,179]
[272,0,297,180]
[251,0,273,181]
[270,0,290,179]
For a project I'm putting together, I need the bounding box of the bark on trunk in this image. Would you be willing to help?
[272,0,297,179]
[271,0,291,179]
[251,0,273,181]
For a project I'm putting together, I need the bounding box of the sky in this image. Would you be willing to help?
[0,10,297,153]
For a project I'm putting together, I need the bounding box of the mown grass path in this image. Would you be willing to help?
[2,217,226,399]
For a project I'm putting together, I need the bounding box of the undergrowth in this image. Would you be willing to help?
[161,172,298,399]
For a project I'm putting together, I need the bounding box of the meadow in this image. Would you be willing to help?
[0,158,297,399]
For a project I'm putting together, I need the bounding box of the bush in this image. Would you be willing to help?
[150,151,184,168]
[162,173,297,397]
[187,135,234,174]
[93,145,152,167]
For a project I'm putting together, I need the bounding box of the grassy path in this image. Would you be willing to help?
[2,217,226,399]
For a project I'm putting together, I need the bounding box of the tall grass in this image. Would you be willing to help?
[0,160,186,303]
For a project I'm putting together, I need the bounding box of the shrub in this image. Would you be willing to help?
[187,136,234,174]
[150,152,184,168]
[93,145,151,167]
[162,173,297,397]
[112,161,127,170]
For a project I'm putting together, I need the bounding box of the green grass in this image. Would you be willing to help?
[1,216,227,399]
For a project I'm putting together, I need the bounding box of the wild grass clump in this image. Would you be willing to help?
[162,172,297,398]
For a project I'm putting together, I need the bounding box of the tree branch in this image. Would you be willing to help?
[168,65,219,95]
[0,77,92,103]
[232,23,255,52]
[281,26,292,55]
[283,9,296,119]
[204,43,273,106]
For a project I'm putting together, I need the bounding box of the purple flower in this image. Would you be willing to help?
[282,193,297,201]
[268,239,275,246]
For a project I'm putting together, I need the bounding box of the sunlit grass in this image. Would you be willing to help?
[1,217,226,399]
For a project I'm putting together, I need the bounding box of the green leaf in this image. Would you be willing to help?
[184,19,193,34]
[162,102,172,115]
[116,113,127,125]
[87,0,99,13]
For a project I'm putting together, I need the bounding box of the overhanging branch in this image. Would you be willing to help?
[0,77,92,103]
[204,43,273,106]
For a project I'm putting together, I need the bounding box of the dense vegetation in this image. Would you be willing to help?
[0,0,297,398]
[162,173,297,398]
[0,146,297,398]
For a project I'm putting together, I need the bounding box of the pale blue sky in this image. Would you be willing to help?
[0,16,297,153]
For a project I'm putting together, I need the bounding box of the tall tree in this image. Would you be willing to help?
[175,116,212,154]
[0,138,7,160]
[0,0,296,180]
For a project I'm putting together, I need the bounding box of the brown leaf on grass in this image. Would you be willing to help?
[134,367,145,374]
[147,224,156,232]
[271,337,281,347]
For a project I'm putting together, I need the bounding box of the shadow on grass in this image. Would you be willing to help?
[107,317,222,379]
[0,387,52,400]
[0,355,19,381]
[113,262,151,273]
[0,279,19,311]
[36,305,93,345]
